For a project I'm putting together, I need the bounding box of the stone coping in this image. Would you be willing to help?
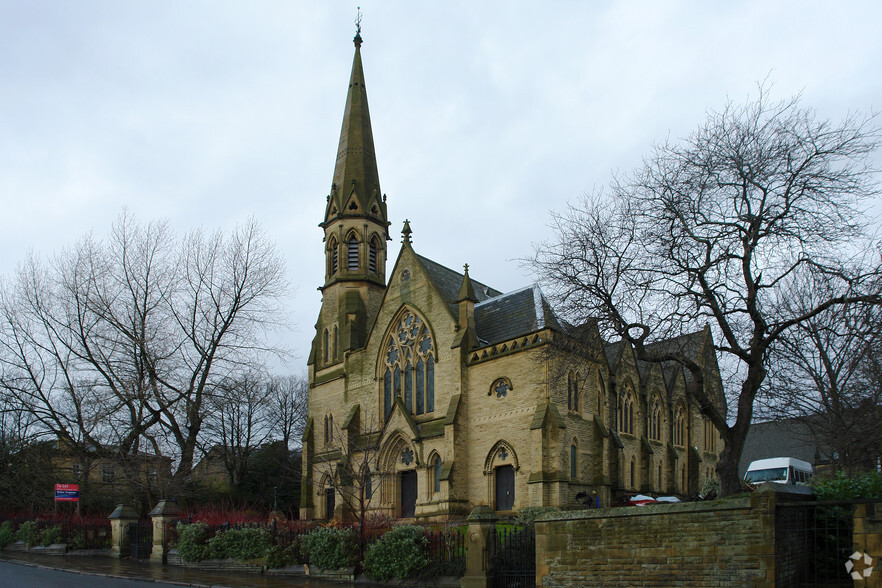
[536,496,754,522]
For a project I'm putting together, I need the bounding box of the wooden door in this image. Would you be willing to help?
[495,465,515,511]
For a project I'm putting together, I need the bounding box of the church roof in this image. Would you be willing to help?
[412,253,563,346]
[414,254,501,316]
[475,284,564,345]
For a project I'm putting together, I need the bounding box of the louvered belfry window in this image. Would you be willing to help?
[369,239,378,273]
[348,236,359,271]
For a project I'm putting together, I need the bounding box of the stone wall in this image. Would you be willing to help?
[535,490,779,587]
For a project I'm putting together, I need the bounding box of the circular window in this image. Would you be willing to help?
[489,378,512,398]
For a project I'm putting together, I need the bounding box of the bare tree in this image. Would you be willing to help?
[266,374,309,449]
[0,212,288,490]
[532,88,881,495]
[761,282,882,473]
[201,374,276,490]
[313,407,391,550]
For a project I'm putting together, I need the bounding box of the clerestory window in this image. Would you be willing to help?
[382,311,435,419]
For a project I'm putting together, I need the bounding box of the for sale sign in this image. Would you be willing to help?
[54,483,79,502]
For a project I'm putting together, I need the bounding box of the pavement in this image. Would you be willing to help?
[0,551,347,587]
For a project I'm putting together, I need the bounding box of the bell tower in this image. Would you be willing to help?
[310,25,390,369]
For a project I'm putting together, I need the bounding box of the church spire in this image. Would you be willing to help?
[322,22,387,235]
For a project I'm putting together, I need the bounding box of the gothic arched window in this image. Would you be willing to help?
[432,455,442,494]
[383,311,435,419]
[347,236,359,271]
[369,237,379,274]
[328,236,338,275]
[619,386,635,435]
[673,405,686,446]
[649,396,663,441]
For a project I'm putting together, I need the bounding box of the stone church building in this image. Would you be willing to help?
[299,33,725,522]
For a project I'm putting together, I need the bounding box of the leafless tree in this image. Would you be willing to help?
[201,374,276,489]
[314,407,391,549]
[0,212,288,490]
[266,374,309,449]
[532,88,881,495]
[760,280,882,474]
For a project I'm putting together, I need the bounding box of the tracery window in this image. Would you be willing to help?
[673,405,686,446]
[618,386,635,435]
[649,397,663,441]
[383,311,435,419]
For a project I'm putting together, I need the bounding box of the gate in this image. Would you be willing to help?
[128,520,153,559]
[493,526,536,588]
[776,499,866,587]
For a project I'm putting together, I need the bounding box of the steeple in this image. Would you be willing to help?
[311,24,390,368]
[322,29,388,233]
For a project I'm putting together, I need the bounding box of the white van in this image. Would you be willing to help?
[744,457,813,486]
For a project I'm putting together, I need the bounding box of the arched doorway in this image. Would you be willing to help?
[324,488,335,520]
[400,470,417,518]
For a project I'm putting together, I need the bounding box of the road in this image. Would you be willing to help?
[0,556,347,587]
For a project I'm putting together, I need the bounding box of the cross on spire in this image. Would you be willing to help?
[354,7,363,47]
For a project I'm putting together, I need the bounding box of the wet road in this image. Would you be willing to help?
[0,553,350,587]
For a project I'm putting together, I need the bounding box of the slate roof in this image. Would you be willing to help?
[415,254,501,317]
[738,417,833,477]
[604,341,627,370]
[475,285,564,345]
[414,253,566,346]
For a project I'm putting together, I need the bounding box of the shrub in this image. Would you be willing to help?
[16,521,40,546]
[208,527,270,560]
[363,525,429,581]
[265,541,301,569]
[813,470,882,500]
[514,506,560,525]
[176,522,211,562]
[39,525,62,546]
[301,526,358,570]
[0,521,16,548]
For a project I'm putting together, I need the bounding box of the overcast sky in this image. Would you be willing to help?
[2,1,880,372]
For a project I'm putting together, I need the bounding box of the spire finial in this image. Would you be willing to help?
[402,219,412,244]
[354,7,363,48]
[456,262,478,303]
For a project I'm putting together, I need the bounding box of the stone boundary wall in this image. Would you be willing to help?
[535,491,777,587]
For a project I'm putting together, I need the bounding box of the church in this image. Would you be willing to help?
[299,31,725,522]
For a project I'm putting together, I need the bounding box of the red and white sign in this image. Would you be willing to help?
[54,483,79,502]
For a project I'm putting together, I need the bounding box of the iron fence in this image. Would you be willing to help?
[493,526,536,588]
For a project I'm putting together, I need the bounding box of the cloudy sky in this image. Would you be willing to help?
[2,1,880,371]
